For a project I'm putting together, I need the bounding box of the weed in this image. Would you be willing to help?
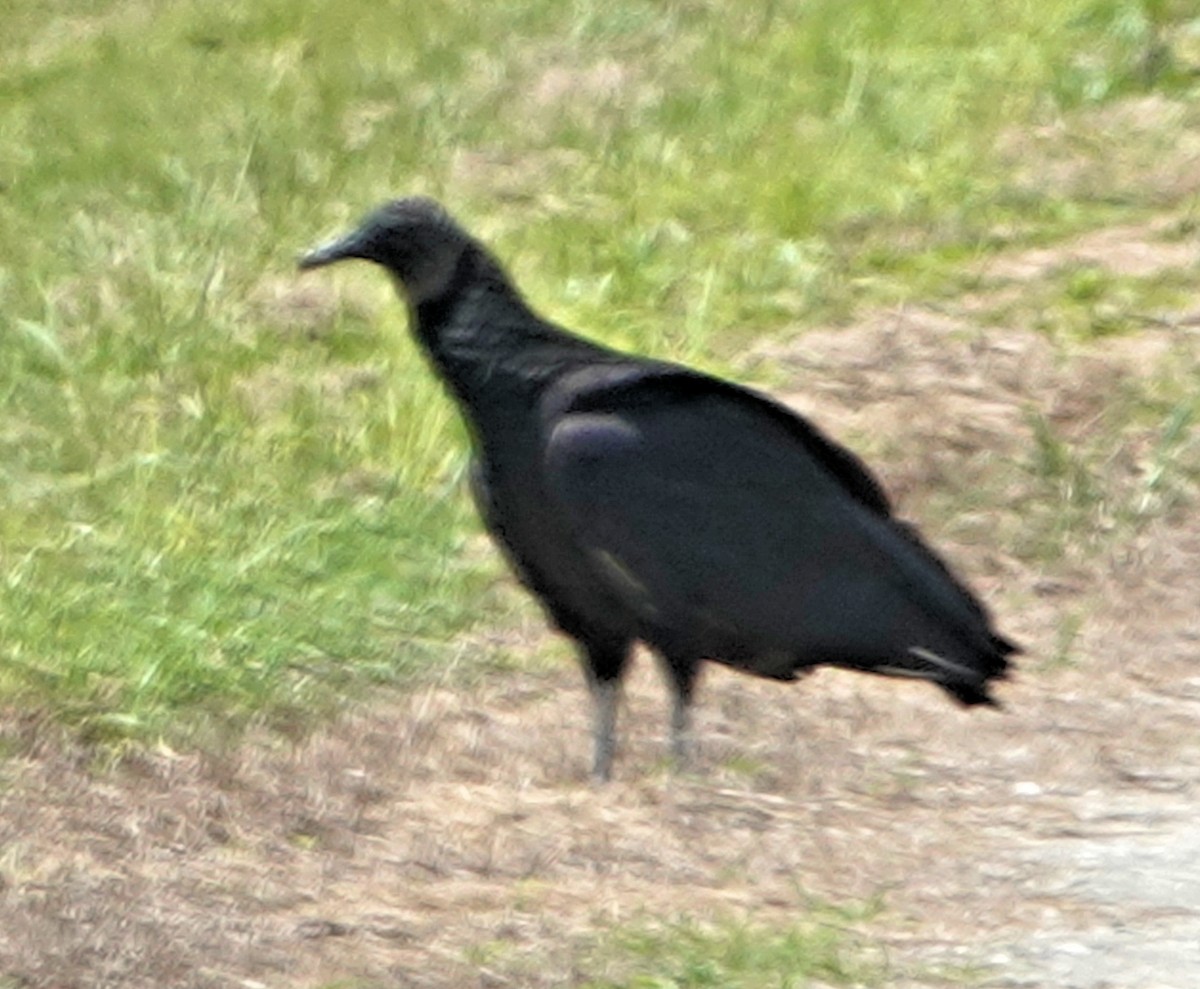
[577,911,885,989]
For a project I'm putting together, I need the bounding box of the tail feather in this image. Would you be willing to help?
[990,632,1023,659]
[908,645,992,681]
[905,639,1014,706]
[854,635,1014,707]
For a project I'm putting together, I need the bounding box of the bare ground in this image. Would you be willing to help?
[2,222,1200,987]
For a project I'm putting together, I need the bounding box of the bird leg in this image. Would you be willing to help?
[589,677,620,782]
[660,656,699,772]
[581,640,631,782]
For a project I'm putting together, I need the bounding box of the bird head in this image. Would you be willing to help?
[298,196,468,305]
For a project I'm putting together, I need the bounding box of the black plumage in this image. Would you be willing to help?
[299,197,1018,780]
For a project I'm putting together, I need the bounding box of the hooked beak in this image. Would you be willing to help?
[297,229,365,271]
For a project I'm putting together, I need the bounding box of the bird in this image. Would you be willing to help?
[299,196,1018,781]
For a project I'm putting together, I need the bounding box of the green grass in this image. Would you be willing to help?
[1,0,1197,743]
[460,906,900,989]
[574,909,887,989]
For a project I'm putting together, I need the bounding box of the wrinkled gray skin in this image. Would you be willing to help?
[300,197,1017,781]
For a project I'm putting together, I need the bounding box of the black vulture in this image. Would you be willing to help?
[299,197,1018,780]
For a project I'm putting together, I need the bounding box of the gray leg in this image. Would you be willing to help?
[670,688,692,768]
[581,640,631,782]
[589,676,620,782]
[660,655,699,772]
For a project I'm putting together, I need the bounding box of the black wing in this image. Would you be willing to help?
[541,373,1011,700]
[546,365,893,517]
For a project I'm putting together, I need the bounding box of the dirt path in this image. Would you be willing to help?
[2,245,1199,987]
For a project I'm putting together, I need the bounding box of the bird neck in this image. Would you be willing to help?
[410,245,612,410]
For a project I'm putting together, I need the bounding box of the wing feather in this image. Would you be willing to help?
[542,376,1008,683]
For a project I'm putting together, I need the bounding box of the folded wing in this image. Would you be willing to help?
[542,375,1012,703]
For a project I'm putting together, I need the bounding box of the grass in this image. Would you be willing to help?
[575,911,885,989]
[456,905,894,989]
[1,0,1198,746]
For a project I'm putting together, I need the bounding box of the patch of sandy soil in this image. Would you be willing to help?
[973,217,1198,282]
[3,234,1200,988]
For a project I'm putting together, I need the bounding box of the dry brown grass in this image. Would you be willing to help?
[997,94,1200,206]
